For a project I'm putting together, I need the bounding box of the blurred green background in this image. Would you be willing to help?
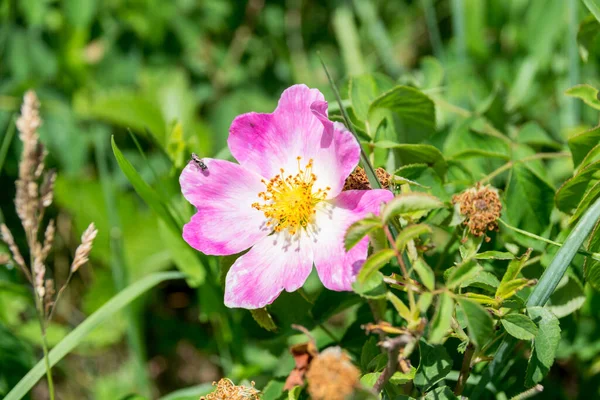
[2,0,600,399]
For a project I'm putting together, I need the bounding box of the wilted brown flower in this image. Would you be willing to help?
[200,378,260,400]
[343,166,391,191]
[306,347,361,400]
[453,184,502,241]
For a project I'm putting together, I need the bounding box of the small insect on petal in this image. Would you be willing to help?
[191,153,208,171]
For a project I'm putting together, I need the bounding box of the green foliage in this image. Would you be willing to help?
[5,1,600,399]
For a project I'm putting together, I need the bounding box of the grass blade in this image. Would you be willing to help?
[471,196,600,399]
[319,55,381,190]
[4,271,185,400]
[111,135,181,234]
[0,114,16,174]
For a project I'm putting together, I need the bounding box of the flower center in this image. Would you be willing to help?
[252,157,330,235]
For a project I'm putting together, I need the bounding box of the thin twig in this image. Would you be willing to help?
[373,335,412,393]
[454,342,475,395]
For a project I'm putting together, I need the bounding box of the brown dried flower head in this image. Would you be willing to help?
[306,346,361,400]
[343,166,391,191]
[200,378,260,400]
[452,184,502,241]
[71,223,98,272]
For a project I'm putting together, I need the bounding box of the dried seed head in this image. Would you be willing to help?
[200,378,260,400]
[41,219,55,261]
[16,91,41,139]
[32,251,45,299]
[71,223,98,272]
[452,184,502,241]
[343,166,391,191]
[0,224,26,271]
[306,347,361,400]
[44,279,55,316]
[40,170,56,208]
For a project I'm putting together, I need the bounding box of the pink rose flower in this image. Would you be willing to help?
[180,84,393,309]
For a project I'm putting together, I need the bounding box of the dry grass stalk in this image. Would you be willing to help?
[0,90,97,322]
[71,223,98,273]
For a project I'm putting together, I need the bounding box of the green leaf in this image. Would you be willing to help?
[584,0,600,22]
[345,217,382,251]
[457,298,494,348]
[390,367,416,385]
[350,74,379,122]
[261,379,286,400]
[414,339,452,391]
[474,251,515,260]
[525,307,561,387]
[423,386,458,400]
[369,86,436,141]
[429,293,454,344]
[568,125,600,168]
[413,258,435,291]
[111,136,180,234]
[395,224,432,252]
[311,291,361,324]
[381,193,444,223]
[357,249,395,283]
[472,197,600,397]
[565,84,600,110]
[460,271,500,293]
[504,164,554,235]
[0,114,16,175]
[250,308,278,332]
[375,141,447,178]
[360,336,380,372]
[352,272,387,299]
[555,160,600,213]
[4,272,185,400]
[287,385,302,400]
[496,249,532,299]
[546,275,585,318]
[387,292,412,321]
[446,260,482,290]
[585,221,600,291]
[500,314,538,340]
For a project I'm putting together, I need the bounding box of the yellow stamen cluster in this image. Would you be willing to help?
[252,157,329,235]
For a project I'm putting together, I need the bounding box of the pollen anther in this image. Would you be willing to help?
[252,157,328,235]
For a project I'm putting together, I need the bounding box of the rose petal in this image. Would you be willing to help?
[224,231,314,309]
[228,85,360,197]
[180,158,270,255]
[311,189,394,291]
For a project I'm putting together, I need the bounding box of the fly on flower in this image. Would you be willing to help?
[190,153,207,171]
[180,84,393,309]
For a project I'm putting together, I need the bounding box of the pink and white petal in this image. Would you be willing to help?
[224,231,314,309]
[180,159,270,256]
[310,189,394,291]
[228,85,325,179]
[228,85,360,196]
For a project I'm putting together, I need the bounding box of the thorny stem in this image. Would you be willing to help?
[373,335,412,393]
[454,342,475,396]
[478,152,571,184]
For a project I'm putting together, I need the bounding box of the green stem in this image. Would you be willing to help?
[478,152,571,184]
[40,333,55,400]
[421,0,445,60]
[499,219,600,261]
